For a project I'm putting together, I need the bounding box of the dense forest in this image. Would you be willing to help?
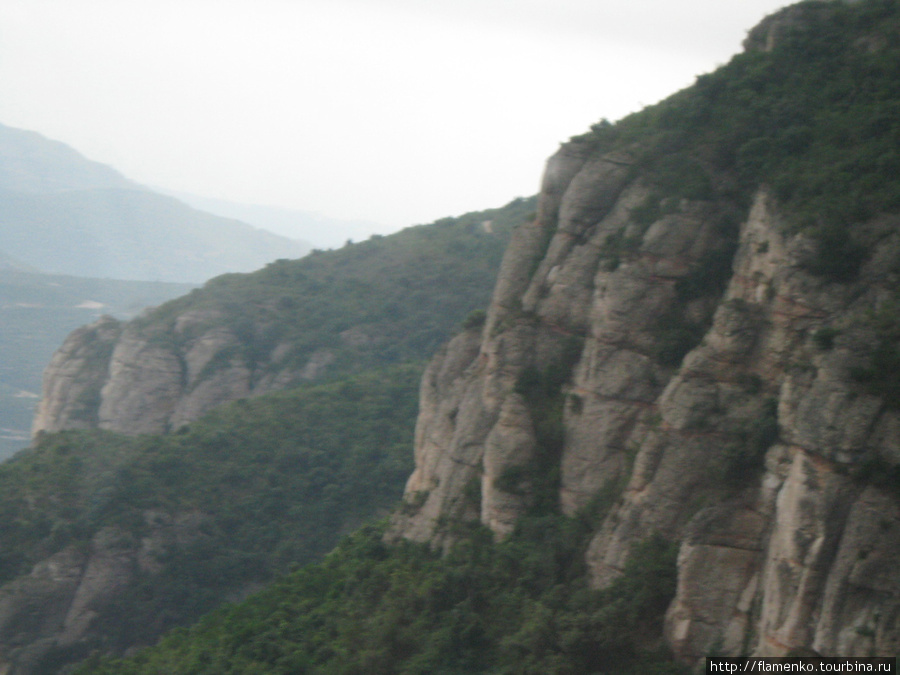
[577,0,900,279]
[80,522,686,675]
[2,365,419,671]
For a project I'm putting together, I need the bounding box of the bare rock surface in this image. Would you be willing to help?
[389,131,900,661]
[32,315,310,437]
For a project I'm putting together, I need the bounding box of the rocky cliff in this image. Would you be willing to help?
[31,310,297,436]
[31,198,531,438]
[390,1,900,661]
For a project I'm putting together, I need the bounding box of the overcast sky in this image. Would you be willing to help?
[0,0,790,234]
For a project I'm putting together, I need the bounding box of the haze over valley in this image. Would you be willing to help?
[0,123,319,459]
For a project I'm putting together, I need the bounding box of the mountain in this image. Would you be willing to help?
[0,198,533,674]
[6,0,900,672]
[0,365,421,675]
[72,0,900,671]
[0,124,135,194]
[0,124,309,283]
[155,189,372,251]
[388,0,900,662]
[32,197,533,437]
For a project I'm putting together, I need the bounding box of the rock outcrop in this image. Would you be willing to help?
[391,137,744,547]
[32,310,304,436]
[31,197,528,439]
[25,0,900,665]
[390,28,900,659]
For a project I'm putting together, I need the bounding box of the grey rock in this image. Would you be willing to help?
[392,138,900,663]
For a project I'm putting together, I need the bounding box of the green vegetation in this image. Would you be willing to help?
[851,455,900,500]
[11,2,900,671]
[812,326,840,351]
[0,195,536,672]
[79,519,687,675]
[0,363,420,662]
[722,397,780,485]
[129,197,535,386]
[650,236,739,368]
[577,0,900,281]
[512,334,584,513]
[462,308,487,330]
[851,300,900,407]
[577,0,900,376]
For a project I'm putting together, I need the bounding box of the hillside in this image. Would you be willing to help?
[0,365,420,674]
[0,197,534,674]
[32,197,534,436]
[0,124,309,283]
[74,0,900,671]
[389,0,900,661]
[0,124,134,193]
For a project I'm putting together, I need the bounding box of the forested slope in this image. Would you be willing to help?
[33,197,534,436]
[0,197,535,674]
[1,365,419,673]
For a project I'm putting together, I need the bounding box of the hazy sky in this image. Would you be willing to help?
[0,0,790,234]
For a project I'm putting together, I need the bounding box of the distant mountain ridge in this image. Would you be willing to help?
[0,124,309,283]
[0,124,135,194]
[156,189,370,251]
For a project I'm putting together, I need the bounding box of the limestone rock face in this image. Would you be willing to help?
[32,310,310,437]
[390,128,900,660]
[31,316,122,434]
[390,138,736,546]
[96,326,186,434]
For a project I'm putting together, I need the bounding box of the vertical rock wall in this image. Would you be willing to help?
[32,309,297,437]
[390,135,900,659]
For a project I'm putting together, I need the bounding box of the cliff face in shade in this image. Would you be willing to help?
[0,514,206,674]
[389,2,900,660]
